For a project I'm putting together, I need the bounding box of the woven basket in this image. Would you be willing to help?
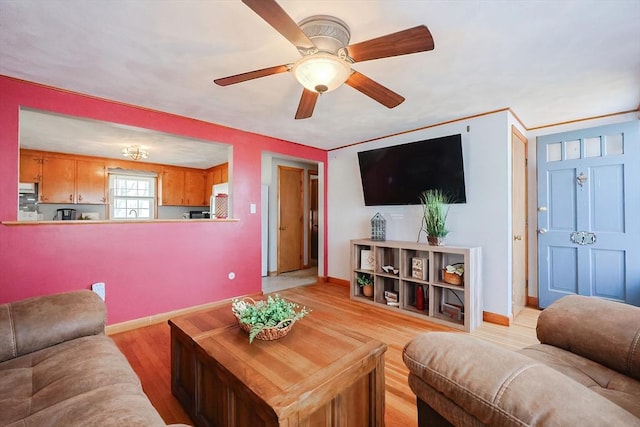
[442,269,463,286]
[234,314,294,341]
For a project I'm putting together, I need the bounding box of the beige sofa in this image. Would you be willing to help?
[0,290,189,427]
[403,295,640,426]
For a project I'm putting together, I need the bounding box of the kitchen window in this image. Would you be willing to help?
[109,172,156,220]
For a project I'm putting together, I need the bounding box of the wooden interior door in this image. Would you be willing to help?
[511,126,528,316]
[277,166,303,274]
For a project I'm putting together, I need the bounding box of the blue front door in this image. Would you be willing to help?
[537,121,640,308]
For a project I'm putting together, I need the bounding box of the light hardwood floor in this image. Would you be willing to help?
[111,282,539,427]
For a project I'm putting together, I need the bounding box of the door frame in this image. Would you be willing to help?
[512,126,528,316]
[308,170,318,267]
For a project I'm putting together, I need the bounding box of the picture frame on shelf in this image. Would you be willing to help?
[412,257,428,280]
[360,249,375,270]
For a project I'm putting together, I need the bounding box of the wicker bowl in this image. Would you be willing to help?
[234,313,294,341]
[442,269,463,286]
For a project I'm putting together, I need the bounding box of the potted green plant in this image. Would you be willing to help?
[357,273,374,297]
[231,295,309,343]
[419,189,450,246]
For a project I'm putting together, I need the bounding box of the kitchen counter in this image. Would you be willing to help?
[1,218,239,226]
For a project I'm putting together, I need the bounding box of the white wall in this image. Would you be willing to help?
[328,111,514,317]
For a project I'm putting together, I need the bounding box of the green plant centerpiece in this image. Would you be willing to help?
[231,294,310,343]
[419,189,450,246]
[357,273,374,297]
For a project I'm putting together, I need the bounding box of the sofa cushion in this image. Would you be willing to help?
[403,332,639,426]
[520,344,640,418]
[0,334,165,427]
[0,290,106,363]
[536,295,640,381]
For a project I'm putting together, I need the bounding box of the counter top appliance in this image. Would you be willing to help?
[189,211,210,219]
[56,208,77,220]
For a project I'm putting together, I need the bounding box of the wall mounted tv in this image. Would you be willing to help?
[357,134,466,206]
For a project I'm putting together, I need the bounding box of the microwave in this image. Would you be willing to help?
[18,182,37,194]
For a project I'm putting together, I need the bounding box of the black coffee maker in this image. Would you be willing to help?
[56,208,76,220]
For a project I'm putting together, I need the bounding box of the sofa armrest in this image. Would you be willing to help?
[537,295,640,380]
[403,332,638,426]
[0,290,106,362]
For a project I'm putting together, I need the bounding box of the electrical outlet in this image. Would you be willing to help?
[92,282,106,301]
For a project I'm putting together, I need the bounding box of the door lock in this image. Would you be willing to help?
[513,235,522,241]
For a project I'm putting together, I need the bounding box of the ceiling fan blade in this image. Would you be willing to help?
[214,64,290,86]
[345,71,404,108]
[295,89,319,120]
[346,25,434,63]
[242,0,315,50]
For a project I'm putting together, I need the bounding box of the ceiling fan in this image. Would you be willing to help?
[214,0,435,119]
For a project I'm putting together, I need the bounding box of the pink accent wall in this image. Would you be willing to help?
[0,76,327,324]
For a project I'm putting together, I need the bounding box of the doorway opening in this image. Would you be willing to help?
[261,154,322,293]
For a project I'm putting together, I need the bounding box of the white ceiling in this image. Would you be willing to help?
[19,109,230,169]
[1,0,639,154]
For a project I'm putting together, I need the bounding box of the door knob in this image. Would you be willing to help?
[513,235,522,241]
[538,228,548,234]
[538,206,547,212]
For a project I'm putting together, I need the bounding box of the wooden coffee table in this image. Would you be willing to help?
[169,300,387,426]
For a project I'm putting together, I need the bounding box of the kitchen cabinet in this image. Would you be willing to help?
[204,163,228,203]
[19,153,42,183]
[40,157,75,203]
[76,159,106,204]
[162,167,206,206]
[39,156,106,204]
[162,168,185,206]
[184,170,205,206]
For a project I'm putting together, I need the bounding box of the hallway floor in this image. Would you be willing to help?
[262,267,318,293]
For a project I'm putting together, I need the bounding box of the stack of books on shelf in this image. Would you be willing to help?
[384,290,399,307]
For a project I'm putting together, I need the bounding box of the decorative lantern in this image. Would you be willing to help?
[371,212,386,241]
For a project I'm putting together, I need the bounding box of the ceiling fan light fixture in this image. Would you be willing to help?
[122,145,149,161]
[293,53,351,94]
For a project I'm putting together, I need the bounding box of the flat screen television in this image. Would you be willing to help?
[357,134,466,206]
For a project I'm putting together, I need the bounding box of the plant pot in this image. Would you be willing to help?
[362,285,374,297]
[428,236,445,246]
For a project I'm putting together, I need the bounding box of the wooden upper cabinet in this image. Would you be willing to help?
[211,163,229,185]
[162,168,185,206]
[76,159,106,204]
[204,170,214,204]
[162,167,207,206]
[184,170,205,206]
[205,163,229,204]
[40,157,75,203]
[220,163,228,183]
[20,153,43,183]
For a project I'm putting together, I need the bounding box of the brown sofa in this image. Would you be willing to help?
[0,290,189,427]
[403,295,640,426]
